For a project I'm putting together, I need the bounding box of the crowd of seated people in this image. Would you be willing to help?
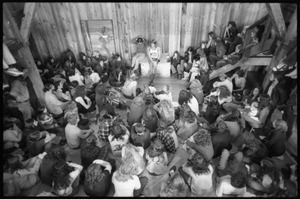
[3,19,297,197]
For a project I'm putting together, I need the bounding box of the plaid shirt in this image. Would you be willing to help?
[157,126,176,153]
[97,116,115,142]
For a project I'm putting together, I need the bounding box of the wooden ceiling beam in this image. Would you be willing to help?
[19,3,37,43]
[265,3,286,40]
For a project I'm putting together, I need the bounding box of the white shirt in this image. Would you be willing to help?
[108,126,130,156]
[213,79,233,93]
[188,95,199,115]
[216,177,246,197]
[69,73,84,85]
[155,92,173,103]
[65,123,81,148]
[183,164,214,196]
[112,172,141,197]
[122,80,137,97]
[90,72,101,84]
[210,90,233,105]
[45,91,65,115]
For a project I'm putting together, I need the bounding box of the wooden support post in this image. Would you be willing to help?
[3,3,45,106]
[20,3,37,43]
[265,3,286,40]
[262,7,297,91]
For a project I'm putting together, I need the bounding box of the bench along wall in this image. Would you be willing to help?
[23,3,269,61]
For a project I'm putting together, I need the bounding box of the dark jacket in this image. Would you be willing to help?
[216,40,226,58]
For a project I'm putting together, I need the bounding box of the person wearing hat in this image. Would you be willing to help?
[145,138,168,176]
[108,120,130,156]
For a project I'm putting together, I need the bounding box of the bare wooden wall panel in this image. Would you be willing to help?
[25,3,269,61]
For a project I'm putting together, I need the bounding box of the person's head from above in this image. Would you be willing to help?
[162,85,170,94]
[160,173,188,197]
[50,145,66,160]
[159,99,173,111]
[187,46,193,54]
[218,85,231,100]
[272,119,288,133]
[85,162,106,189]
[137,37,144,44]
[231,171,247,188]
[216,119,227,133]
[35,59,42,67]
[187,152,210,175]
[252,87,261,97]
[150,40,157,48]
[79,52,86,61]
[242,88,250,96]
[43,83,55,92]
[129,73,137,81]
[6,155,24,173]
[235,44,243,53]
[96,83,107,96]
[144,86,150,95]
[193,129,212,147]
[219,74,228,81]
[257,94,271,110]
[113,53,121,61]
[183,110,196,124]
[241,132,260,150]
[116,156,139,182]
[67,113,79,126]
[196,47,206,57]
[231,109,241,120]
[92,51,100,58]
[178,90,192,105]
[236,69,245,78]
[173,51,180,58]
[134,123,145,135]
[86,134,97,144]
[144,106,157,118]
[70,80,79,89]
[147,138,165,157]
[208,31,217,41]
[51,160,75,191]
[133,95,144,106]
[201,41,206,49]
[111,120,126,139]
[228,21,237,28]
[74,85,87,98]
[48,56,55,64]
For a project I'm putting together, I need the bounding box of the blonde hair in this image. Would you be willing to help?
[115,156,139,182]
[122,143,145,174]
[67,113,78,125]
[160,173,188,197]
[273,119,288,133]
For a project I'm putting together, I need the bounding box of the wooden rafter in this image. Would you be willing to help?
[265,3,286,40]
[19,3,37,43]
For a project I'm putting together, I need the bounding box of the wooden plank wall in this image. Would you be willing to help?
[19,3,268,62]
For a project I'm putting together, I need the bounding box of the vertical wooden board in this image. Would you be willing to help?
[255,3,268,22]
[71,3,86,56]
[219,3,232,38]
[84,3,92,20]
[43,3,64,57]
[179,3,187,53]
[80,20,93,56]
[115,3,125,56]
[65,3,79,56]
[284,7,297,44]
[57,3,74,52]
[168,3,181,54]
[31,20,49,60]
[200,3,211,41]
[182,3,194,53]
[50,3,68,52]
[36,3,56,58]
[76,3,88,20]
[214,3,224,36]
[209,3,217,33]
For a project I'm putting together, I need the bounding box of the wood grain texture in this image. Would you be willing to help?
[18,3,270,61]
